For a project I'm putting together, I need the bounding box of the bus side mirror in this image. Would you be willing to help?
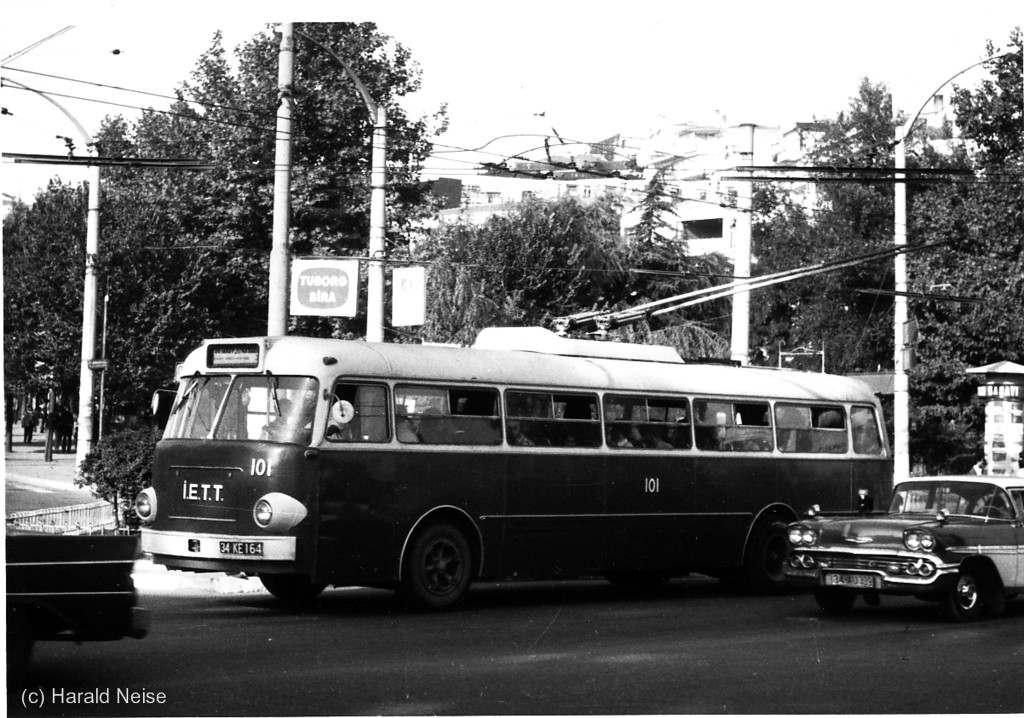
[151,389,175,433]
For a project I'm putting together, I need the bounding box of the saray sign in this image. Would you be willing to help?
[290,259,359,317]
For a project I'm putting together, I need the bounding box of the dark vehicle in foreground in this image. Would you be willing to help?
[6,532,149,684]
[785,475,1024,621]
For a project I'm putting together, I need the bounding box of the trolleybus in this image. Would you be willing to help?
[137,327,891,609]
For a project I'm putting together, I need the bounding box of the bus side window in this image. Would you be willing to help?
[394,385,500,445]
[851,406,883,455]
[603,395,691,449]
[775,404,847,454]
[695,400,772,452]
[505,391,600,447]
[327,383,389,443]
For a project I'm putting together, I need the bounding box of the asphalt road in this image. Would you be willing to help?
[10,575,1024,716]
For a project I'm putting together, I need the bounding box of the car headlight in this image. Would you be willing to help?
[252,492,308,532]
[903,529,936,552]
[135,487,157,524]
[788,525,819,546]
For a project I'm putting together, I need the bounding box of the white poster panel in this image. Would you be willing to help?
[392,265,426,327]
[290,259,359,317]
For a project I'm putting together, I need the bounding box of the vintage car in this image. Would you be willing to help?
[6,532,149,686]
[785,475,1024,621]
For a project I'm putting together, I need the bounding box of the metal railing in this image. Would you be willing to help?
[6,501,117,535]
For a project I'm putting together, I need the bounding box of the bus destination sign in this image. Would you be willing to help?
[207,343,261,369]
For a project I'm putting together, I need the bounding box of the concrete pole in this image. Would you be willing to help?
[74,146,101,473]
[730,123,756,365]
[893,132,910,482]
[366,103,387,343]
[267,23,295,337]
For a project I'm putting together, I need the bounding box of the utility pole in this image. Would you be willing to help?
[730,123,756,365]
[2,77,103,474]
[267,23,295,336]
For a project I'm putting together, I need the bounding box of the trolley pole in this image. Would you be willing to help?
[267,23,295,337]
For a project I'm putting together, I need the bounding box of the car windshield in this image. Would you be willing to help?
[164,374,319,444]
[889,480,1015,519]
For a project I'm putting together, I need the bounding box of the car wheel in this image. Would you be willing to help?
[814,586,857,614]
[401,523,472,611]
[259,574,327,603]
[940,567,984,622]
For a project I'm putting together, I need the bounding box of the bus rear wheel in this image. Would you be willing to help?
[741,518,790,593]
[259,574,327,603]
[401,523,472,611]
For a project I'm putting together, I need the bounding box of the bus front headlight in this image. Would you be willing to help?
[252,492,307,532]
[135,487,157,524]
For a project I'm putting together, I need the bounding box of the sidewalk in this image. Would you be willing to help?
[4,441,92,514]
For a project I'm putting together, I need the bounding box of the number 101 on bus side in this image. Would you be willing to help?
[137,329,890,610]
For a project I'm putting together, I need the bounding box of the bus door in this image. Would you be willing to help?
[315,381,397,587]
[603,395,696,573]
[691,399,776,567]
[501,391,606,576]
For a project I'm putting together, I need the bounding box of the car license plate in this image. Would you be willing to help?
[824,572,876,589]
[219,541,264,556]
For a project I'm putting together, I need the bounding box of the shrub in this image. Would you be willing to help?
[77,425,157,531]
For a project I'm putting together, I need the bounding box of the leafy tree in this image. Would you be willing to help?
[2,181,89,405]
[906,29,1023,473]
[751,78,898,374]
[4,23,446,422]
[416,196,627,345]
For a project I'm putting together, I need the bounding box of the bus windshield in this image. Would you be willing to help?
[164,375,319,444]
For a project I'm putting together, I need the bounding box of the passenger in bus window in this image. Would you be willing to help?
[608,425,634,448]
[506,418,534,446]
[395,405,420,443]
[418,407,450,444]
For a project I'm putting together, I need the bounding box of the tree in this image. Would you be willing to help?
[2,182,89,406]
[416,196,627,345]
[751,78,898,374]
[906,29,1023,473]
[3,23,446,421]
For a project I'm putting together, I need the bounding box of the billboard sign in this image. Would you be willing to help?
[290,259,359,317]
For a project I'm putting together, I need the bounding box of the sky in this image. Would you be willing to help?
[2,0,1020,204]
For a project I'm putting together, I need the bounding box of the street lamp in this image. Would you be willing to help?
[891,50,1014,482]
[2,77,101,475]
[270,26,388,343]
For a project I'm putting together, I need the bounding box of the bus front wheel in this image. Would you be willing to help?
[259,574,327,603]
[401,522,472,611]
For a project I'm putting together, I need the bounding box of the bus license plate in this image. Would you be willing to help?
[219,541,264,556]
[824,572,875,589]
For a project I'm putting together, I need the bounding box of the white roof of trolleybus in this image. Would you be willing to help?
[186,329,879,405]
